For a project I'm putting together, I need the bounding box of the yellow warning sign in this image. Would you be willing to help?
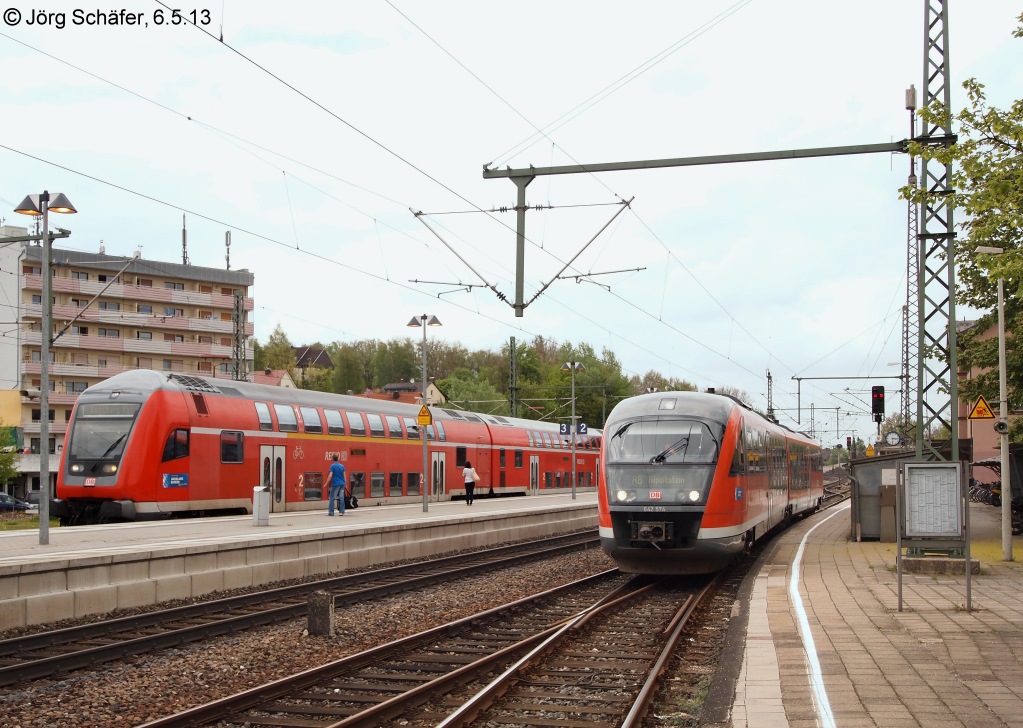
[968,395,996,420]
[417,405,432,426]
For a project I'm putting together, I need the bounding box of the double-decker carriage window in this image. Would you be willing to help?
[526,431,534,447]
[499,449,506,467]
[274,404,298,432]
[220,431,243,463]
[300,407,322,433]
[345,411,366,437]
[370,472,385,497]
[366,413,385,438]
[162,429,189,462]
[349,471,366,497]
[386,415,402,438]
[407,471,421,496]
[456,447,467,466]
[434,421,447,441]
[389,472,403,496]
[542,432,554,448]
[515,449,523,467]
[324,409,345,435]
[303,472,323,500]
[254,402,273,431]
[403,417,419,440]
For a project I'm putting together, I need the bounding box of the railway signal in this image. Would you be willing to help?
[871,386,885,423]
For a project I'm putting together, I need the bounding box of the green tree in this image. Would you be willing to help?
[372,338,418,388]
[0,424,18,489]
[262,324,297,375]
[438,369,509,416]
[906,16,1023,437]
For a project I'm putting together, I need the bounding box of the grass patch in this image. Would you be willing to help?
[0,513,58,531]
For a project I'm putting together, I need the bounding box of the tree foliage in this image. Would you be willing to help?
[0,424,18,488]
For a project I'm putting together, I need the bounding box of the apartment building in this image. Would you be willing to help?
[0,226,255,497]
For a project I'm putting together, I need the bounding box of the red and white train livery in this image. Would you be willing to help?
[597,390,823,575]
[53,369,601,524]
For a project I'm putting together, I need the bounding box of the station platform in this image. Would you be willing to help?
[0,492,597,631]
[704,501,1023,728]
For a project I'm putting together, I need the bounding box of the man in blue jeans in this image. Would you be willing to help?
[326,453,346,516]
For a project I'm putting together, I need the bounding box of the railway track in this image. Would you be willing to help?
[138,572,714,728]
[0,531,598,687]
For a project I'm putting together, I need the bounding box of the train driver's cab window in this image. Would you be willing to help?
[274,404,298,432]
[221,431,243,463]
[324,409,345,435]
[300,406,322,433]
[162,428,189,462]
[366,413,385,438]
[254,402,273,431]
[345,411,366,437]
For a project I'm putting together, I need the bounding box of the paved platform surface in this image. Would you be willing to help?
[704,501,1023,728]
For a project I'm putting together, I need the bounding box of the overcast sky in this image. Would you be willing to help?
[2,1,1020,444]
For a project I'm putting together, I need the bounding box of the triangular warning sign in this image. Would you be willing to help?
[968,395,996,420]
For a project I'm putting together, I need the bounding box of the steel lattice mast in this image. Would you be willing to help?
[916,0,958,461]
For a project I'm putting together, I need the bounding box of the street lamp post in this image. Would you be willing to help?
[15,191,77,546]
[976,245,1012,561]
[408,314,441,512]
[561,361,585,500]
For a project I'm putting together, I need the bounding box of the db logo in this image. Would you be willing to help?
[292,445,305,460]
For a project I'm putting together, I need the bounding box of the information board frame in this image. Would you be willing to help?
[901,462,963,538]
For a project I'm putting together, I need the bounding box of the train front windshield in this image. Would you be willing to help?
[66,402,141,476]
[605,419,721,505]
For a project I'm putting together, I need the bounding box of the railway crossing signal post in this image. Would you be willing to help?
[561,361,585,500]
[408,314,442,512]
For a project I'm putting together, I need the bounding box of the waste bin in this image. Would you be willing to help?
[253,485,269,526]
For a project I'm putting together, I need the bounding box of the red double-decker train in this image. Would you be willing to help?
[598,390,823,575]
[53,369,601,524]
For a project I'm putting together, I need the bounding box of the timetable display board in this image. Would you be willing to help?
[902,462,963,538]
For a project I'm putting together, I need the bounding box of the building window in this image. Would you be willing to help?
[198,335,213,344]
[137,357,152,368]
[220,337,232,347]
[98,301,121,311]
[31,409,55,422]
[65,381,88,394]
[163,334,184,343]
[98,358,108,367]
[137,278,153,287]
[162,359,183,371]
[98,328,120,338]
[71,298,87,308]
[70,326,89,336]
[137,331,153,340]
[199,285,212,294]
[31,294,41,304]
[24,265,40,276]
[221,287,234,296]
[163,307,184,317]
[71,271,89,281]
[197,361,212,373]
[164,281,185,290]
[138,304,152,314]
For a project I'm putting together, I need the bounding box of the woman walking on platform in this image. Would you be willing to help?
[462,460,479,505]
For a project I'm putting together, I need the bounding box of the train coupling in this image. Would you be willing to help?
[631,520,673,548]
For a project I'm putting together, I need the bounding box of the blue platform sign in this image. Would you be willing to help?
[162,473,189,488]
[577,423,588,435]
[559,423,570,435]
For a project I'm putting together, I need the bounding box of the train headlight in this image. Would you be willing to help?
[70,463,83,473]
[688,490,701,502]
[102,463,118,474]
[616,490,633,502]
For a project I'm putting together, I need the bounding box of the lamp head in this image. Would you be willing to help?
[48,193,77,215]
[14,195,42,216]
[407,316,423,328]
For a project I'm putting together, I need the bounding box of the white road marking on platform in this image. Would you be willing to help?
[789,505,847,728]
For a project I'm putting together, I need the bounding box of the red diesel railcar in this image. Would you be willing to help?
[598,390,823,575]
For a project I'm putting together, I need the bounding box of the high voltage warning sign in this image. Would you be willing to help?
[968,395,996,420]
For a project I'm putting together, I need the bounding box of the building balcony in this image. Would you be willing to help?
[23,274,254,311]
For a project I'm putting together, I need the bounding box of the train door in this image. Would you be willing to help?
[260,445,286,512]
[431,451,446,499]
[530,455,539,495]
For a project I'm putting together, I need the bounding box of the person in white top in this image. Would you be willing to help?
[462,460,479,505]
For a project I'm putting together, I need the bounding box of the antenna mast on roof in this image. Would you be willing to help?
[182,214,190,265]
[225,230,231,270]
